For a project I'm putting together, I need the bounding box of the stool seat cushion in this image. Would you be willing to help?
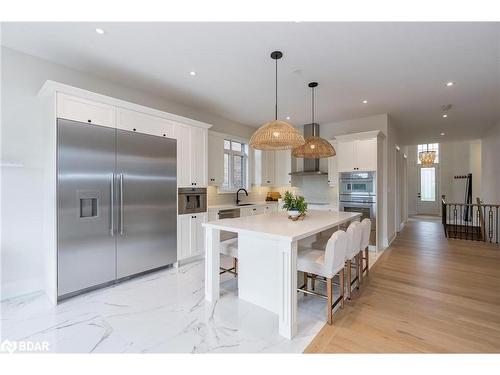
[220,238,238,258]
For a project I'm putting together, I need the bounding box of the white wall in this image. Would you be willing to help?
[481,121,500,203]
[0,47,254,300]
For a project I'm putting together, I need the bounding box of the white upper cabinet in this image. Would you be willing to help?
[336,141,356,172]
[53,85,209,189]
[116,107,176,138]
[274,150,292,187]
[191,126,208,187]
[253,150,275,186]
[207,132,225,186]
[57,93,115,127]
[356,138,378,171]
[336,136,378,172]
[175,125,208,187]
[327,141,338,187]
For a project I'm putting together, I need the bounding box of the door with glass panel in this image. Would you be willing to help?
[416,143,440,215]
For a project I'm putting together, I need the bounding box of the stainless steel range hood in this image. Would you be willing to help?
[289,123,328,176]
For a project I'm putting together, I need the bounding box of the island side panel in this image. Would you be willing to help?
[205,227,220,302]
[278,239,298,340]
[237,233,282,314]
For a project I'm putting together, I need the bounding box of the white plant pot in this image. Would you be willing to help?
[287,210,300,218]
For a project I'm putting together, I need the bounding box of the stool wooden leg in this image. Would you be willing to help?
[339,269,345,309]
[365,248,369,276]
[327,277,333,324]
[234,258,238,276]
[303,272,308,296]
[356,254,360,290]
[311,275,316,290]
[347,260,352,300]
[359,252,363,285]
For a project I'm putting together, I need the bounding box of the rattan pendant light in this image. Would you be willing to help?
[292,82,336,158]
[249,51,305,150]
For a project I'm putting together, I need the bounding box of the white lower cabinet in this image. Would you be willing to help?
[177,213,207,261]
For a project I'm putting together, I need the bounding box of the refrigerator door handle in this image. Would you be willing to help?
[110,173,114,236]
[120,173,124,235]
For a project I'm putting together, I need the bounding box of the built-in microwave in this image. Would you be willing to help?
[178,187,207,215]
[339,171,376,195]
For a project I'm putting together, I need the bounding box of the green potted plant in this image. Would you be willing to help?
[282,191,308,219]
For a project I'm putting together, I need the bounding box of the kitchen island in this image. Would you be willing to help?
[203,209,361,340]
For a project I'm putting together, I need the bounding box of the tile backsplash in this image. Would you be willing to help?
[207,178,338,207]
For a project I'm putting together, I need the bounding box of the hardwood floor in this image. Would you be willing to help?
[304,217,500,353]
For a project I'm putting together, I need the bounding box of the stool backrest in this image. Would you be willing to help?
[346,221,362,259]
[324,230,348,275]
[360,218,371,250]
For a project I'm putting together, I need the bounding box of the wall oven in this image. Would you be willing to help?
[339,171,376,245]
[178,187,207,215]
[340,171,375,195]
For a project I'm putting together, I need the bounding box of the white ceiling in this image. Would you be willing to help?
[2,22,499,144]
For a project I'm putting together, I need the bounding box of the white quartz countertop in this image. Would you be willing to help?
[208,201,279,210]
[203,209,360,241]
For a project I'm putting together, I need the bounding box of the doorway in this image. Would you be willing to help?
[416,143,440,216]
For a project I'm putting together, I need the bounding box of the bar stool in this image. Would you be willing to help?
[345,221,362,300]
[359,218,371,283]
[219,238,238,276]
[297,230,348,325]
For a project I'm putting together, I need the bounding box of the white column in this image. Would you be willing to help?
[204,227,220,302]
[278,239,298,339]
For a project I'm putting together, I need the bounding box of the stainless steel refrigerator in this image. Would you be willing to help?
[57,118,177,300]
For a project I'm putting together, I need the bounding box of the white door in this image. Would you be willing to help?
[417,165,440,215]
[262,151,275,186]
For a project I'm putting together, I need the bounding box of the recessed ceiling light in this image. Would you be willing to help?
[446,81,455,87]
[441,132,445,136]
[95,28,105,35]
[362,100,368,104]
[442,114,448,118]
[286,116,291,120]
[189,71,196,76]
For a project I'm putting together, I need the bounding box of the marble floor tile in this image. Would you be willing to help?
[1,253,381,353]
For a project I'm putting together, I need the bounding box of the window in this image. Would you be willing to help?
[417,143,439,164]
[420,167,436,201]
[221,139,248,191]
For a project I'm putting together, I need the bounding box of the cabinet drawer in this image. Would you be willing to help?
[116,108,176,138]
[57,93,115,128]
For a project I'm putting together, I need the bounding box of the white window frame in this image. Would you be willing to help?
[220,139,248,192]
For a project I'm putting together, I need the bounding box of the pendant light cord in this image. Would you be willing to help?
[312,86,315,125]
[275,57,278,121]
